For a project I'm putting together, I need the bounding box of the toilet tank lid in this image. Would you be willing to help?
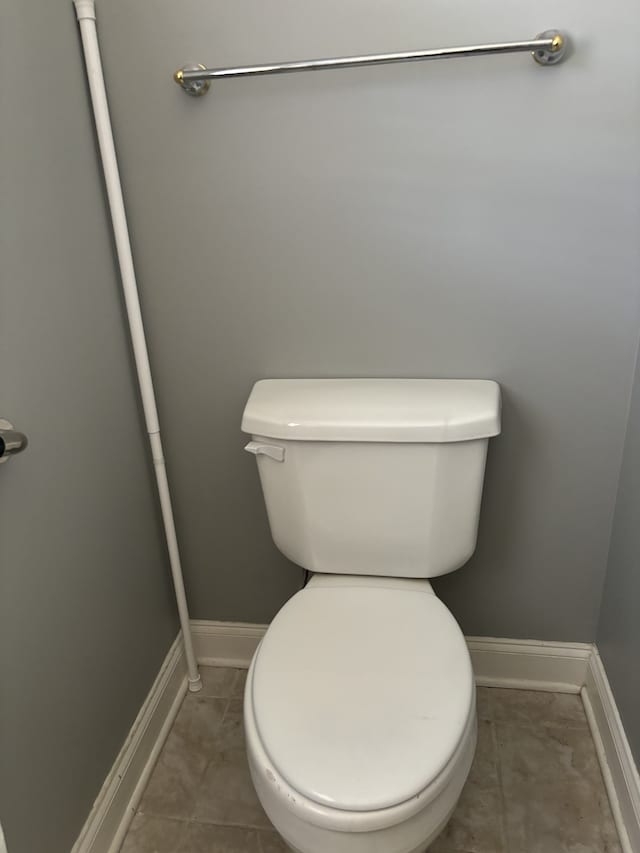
[241,378,501,442]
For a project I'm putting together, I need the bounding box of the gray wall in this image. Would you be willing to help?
[0,4,178,853]
[597,346,640,764]
[2,0,637,848]
[94,0,640,640]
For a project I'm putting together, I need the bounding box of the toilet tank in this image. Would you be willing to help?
[241,379,501,579]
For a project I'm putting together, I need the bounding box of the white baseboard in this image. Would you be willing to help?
[190,619,267,667]
[582,650,640,853]
[71,633,187,853]
[190,621,591,693]
[467,636,591,693]
[72,622,640,853]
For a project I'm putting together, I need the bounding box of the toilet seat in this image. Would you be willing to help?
[249,579,474,817]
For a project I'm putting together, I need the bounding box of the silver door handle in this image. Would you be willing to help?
[0,419,28,463]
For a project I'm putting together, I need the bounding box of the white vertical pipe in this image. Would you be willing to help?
[73,0,201,691]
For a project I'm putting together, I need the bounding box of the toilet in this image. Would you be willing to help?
[241,378,501,853]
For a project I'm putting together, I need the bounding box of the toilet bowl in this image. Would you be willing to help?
[240,378,501,852]
[244,575,477,853]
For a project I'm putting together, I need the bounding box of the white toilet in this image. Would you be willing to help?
[241,378,501,853]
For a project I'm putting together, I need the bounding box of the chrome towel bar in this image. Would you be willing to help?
[174,30,569,97]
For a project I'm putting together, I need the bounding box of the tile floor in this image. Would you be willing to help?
[121,666,621,853]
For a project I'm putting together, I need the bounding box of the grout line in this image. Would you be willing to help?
[175,820,269,850]
[485,683,494,720]
[491,720,511,853]
[188,724,225,824]
[173,818,189,852]
[255,827,275,853]
[134,686,189,820]
[220,694,233,721]
[484,683,510,852]
[185,670,247,824]
[487,718,590,733]
[184,816,274,831]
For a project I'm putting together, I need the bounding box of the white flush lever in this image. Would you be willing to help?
[244,441,285,462]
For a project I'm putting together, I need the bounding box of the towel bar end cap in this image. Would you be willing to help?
[174,64,211,96]
[532,30,569,66]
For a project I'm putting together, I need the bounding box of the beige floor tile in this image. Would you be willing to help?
[428,838,477,853]
[258,830,292,852]
[430,716,506,853]
[497,722,621,853]
[467,719,499,789]
[489,688,588,730]
[172,694,228,757]
[138,694,226,818]
[199,666,241,699]
[233,668,248,697]
[181,696,248,768]
[177,821,261,852]
[430,782,506,853]
[192,757,272,829]
[138,728,208,820]
[476,688,491,722]
[119,814,185,852]
[209,697,247,760]
[123,671,621,853]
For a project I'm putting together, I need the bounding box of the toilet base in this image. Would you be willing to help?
[263,796,462,853]
[250,750,472,853]
[245,657,477,853]
[243,576,478,853]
